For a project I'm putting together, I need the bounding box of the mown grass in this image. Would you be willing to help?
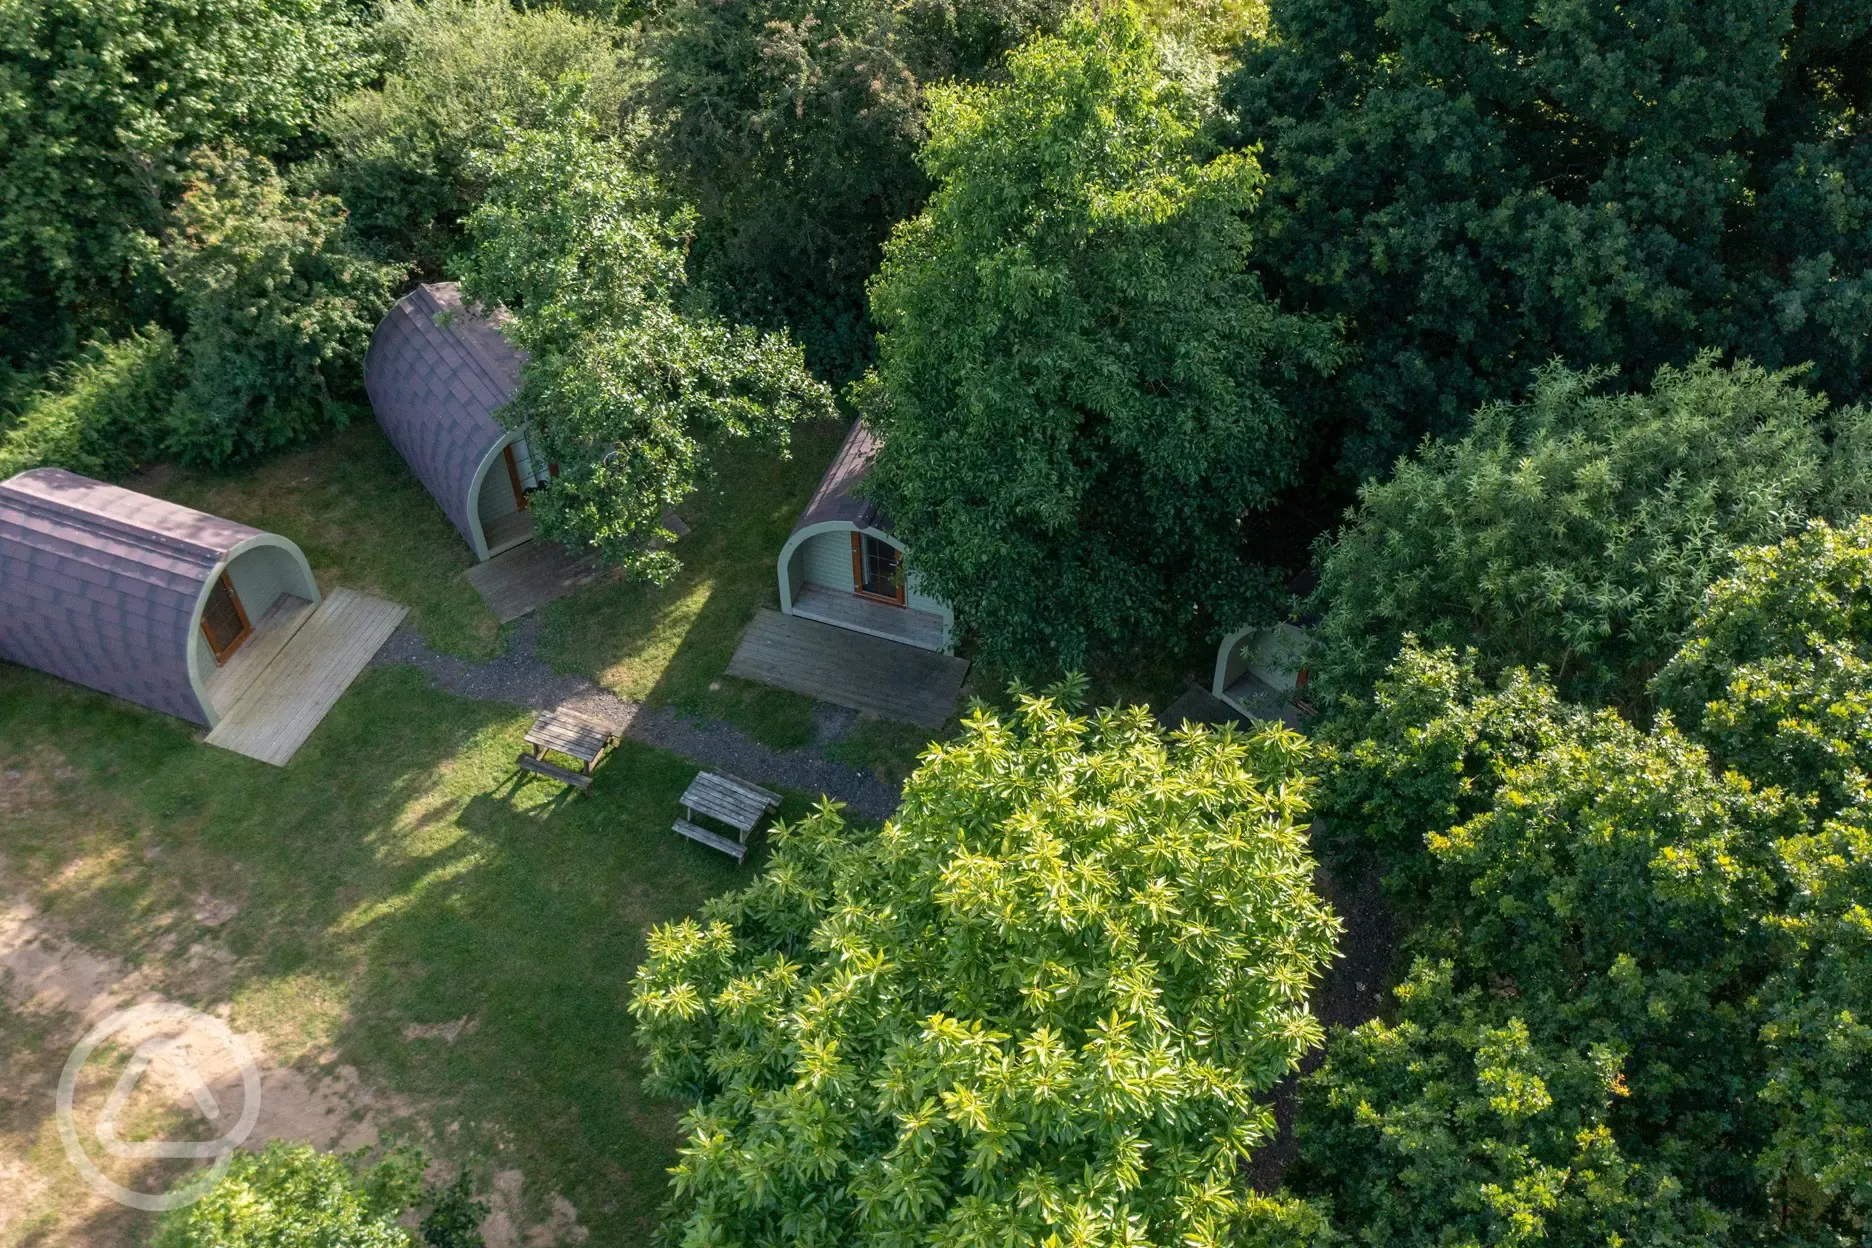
[0,662,819,1246]
[130,422,503,660]
[539,420,850,748]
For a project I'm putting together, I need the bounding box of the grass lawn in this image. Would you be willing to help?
[0,662,821,1247]
[537,420,851,750]
[129,422,504,661]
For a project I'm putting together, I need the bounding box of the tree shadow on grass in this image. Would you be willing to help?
[538,421,852,750]
[0,662,759,1244]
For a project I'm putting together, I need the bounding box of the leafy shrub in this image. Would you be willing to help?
[1309,356,1828,713]
[460,101,831,577]
[418,1169,489,1248]
[858,2,1341,672]
[629,684,1340,1246]
[0,327,179,480]
[0,0,373,363]
[164,148,402,468]
[152,1142,420,1248]
[313,0,641,276]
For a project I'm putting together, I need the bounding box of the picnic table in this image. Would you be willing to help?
[674,771,782,862]
[516,706,619,791]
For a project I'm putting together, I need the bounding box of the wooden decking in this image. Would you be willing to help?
[726,608,968,729]
[204,588,407,766]
[464,539,604,623]
[203,593,316,716]
[791,584,948,651]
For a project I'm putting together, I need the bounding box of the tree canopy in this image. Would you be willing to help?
[858,2,1341,672]
[643,0,1067,375]
[459,102,832,576]
[164,147,401,466]
[630,686,1340,1247]
[0,0,372,366]
[1279,519,1872,1246]
[1308,355,1832,712]
[1223,0,1872,479]
[313,0,641,277]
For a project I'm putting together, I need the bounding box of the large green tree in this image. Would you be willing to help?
[1294,645,1801,1244]
[164,148,401,467]
[1223,0,1872,479]
[460,103,832,577]
[1280,521,1872,1245]
[0,0,372,365]
[1656,520,1872,1222]
[858,2,1341,672]
[312,0,642,278]
[1308,356,1830,713]
[630,687,1340,1247]
[642,0,1066,374]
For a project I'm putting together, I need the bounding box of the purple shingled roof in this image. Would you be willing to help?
[0,468,265,725]
[364,282,521,551]
[792,420,888,534]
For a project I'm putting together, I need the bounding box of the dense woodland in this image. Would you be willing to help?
[6,0,1872,1244]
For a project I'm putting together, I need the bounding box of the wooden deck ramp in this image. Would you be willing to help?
[205,588,407,766]
[727,608,968,729]
[464,540,605,624]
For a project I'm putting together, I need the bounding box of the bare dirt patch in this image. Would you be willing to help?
[0,897,580,1248]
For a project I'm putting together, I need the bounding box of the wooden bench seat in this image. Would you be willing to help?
[673,818,748,863]
[517,753,592,790]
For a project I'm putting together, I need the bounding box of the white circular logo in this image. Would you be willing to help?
[56,1003,262,1211]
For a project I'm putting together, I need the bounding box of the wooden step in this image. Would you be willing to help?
[673,819,747,862]
[517,753,592,790]
[205,588,407,766]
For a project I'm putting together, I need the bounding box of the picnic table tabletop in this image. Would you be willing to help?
[524,706,618,771]
[680,771,782,834]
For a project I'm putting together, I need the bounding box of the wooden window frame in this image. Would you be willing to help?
[201,572,252,664]
[851,531,906,607]
[503,443,528,510]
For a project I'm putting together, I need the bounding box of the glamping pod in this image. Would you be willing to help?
[0,468,320,727]
[1212,621,1312,721]
[365,281,548,561]
[775,421,954,653]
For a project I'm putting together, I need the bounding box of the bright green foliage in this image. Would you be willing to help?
[1223,0,1872,478]
[643,0,1065,374]
[313,0,641,276]
[858,3,1341,671]
[460,105,833,576]
[1294,961,1716,1248]
[1135,0,1265,53]
[1309,356,1828,712]
[163,149,401,468]
[630,688,1341,1247]
[1756,814,1872,1223]
[1655,519,1872,1222]
[0,0,372,364]
[1298,524,1872,1243]
[1659,517,1872,810]
[151,1143,418,1248]
[1299,641,1818,1243]
[0,327,180,479]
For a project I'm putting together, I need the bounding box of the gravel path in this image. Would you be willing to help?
[372,616,902,820]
